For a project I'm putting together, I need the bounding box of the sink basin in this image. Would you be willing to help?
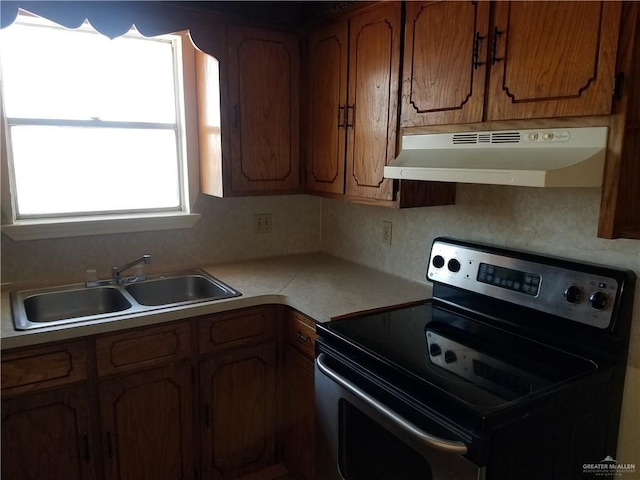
[11,270,241,331]
[125,273,240,306]
[16,286,132,328]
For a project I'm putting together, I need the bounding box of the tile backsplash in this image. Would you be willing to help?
[1,194,322,289]
[320,184,640,368]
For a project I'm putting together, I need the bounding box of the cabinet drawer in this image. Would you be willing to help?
[284,310,317,359]
[199,307,276,355]
[1,341,88,397]
[96,322,191,377]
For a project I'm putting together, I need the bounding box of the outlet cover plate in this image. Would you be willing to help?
[254,213,272,234]
[383,221,392,245]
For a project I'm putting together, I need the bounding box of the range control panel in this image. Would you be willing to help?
[427,238,622,329]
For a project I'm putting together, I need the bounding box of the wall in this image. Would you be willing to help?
[321,184,640,467]
[1,193,322,289]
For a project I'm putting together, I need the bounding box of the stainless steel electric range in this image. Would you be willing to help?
[315,237,636,480]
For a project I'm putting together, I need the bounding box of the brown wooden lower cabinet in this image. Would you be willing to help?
[1,384,98,480]
[0,306,314,480]
[200,342,277,480]
[99,362,194,480]
[282,309,317,480]
[282,344,315,480]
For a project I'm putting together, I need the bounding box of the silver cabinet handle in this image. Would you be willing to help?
[316,353,468,455]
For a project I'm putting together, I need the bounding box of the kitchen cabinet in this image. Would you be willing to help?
[401,1,622,127]
[99,364,194,480]
[306,2,455,207]
[95,322,194,480]
[1,306,297,480]
[401,1,490,126]
[227,25,300,194]
[2,385,98,480]
[306,3,401,201]
[305,20,348,195]
[1,341,97,480]
[199,307,278,480]
[282,310,317,480]
[599,1,640,239]
[198,23,300,197]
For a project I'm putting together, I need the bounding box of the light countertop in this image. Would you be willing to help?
[1,252,432,350]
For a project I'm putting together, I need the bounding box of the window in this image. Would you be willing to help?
[0,13,202,239]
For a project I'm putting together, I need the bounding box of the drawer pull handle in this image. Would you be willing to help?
[296,331,311,343]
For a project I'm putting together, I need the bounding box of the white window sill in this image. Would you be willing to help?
[1,212,202,241]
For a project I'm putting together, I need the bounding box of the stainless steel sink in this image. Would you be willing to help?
[13,285,133,330]
[11,270,241,331]
[125,273,239,306]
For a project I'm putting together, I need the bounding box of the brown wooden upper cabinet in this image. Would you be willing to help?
[401,1,622,127]
[227,26,300,194]
[199,24,300,196]
[307,2,401,201]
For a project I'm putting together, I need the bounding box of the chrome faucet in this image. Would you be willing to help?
[112,255,151,284]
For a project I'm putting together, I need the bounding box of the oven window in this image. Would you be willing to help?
[338,399,433,480]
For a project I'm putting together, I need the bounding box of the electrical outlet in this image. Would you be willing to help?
[382,221,392,245]
[254,213,272,234]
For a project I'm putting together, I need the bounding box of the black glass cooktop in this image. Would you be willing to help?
[319,303,597,410]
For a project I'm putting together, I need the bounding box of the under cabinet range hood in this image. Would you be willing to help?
[384,127,609,187]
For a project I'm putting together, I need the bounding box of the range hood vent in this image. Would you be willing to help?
[452,131,521,144]
[384,127,608,188]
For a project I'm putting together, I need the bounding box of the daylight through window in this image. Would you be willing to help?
[0,14,188,219]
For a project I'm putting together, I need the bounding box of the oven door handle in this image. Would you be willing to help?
[316,353,468,455]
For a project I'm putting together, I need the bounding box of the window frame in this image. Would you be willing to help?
[0,14,202,240]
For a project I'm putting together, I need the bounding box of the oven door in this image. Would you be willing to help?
[315,352,485,480]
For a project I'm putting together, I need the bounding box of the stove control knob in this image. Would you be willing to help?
[589,291,609,311]
[447,258,461,273]
[563,286,582,304]
[429,344,442,357]
[444,350,457,363]
[432,255,445,269]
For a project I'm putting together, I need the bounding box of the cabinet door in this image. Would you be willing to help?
[345,2,402,201]
[228,26,300,194]
[2,385,98,480]
[200,343,277,480]
[282,344,315,480]
[306,21,349,194]
[401,1,490,127]
[99,363,194,480]
[487,1,622,120]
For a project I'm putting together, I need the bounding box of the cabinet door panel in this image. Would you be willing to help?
[201,343,276,480]
[401,1,490,127]
[2,386,97,480]
[306,21,349,194]
[1,341,87,397]
[488,1,621,120]
[198,306,276,355]
[228,26,300,193]
[282,344,315,480]
[96,321,191,377]
[345,2,401,201]
[99,363,194,480]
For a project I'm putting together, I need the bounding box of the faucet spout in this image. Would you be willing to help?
[112,255,151,284]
